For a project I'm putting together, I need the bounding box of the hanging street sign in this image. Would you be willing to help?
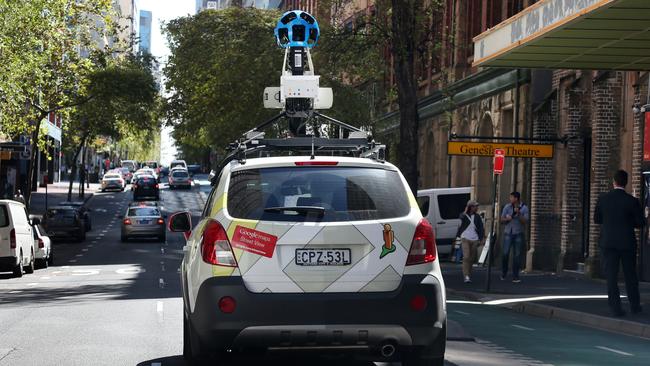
[493,149,505,175]
[447,141,554,159]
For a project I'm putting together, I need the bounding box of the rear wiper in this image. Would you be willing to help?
[264,206,325,216]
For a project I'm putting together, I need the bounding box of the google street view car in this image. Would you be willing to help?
[169,10,446,365]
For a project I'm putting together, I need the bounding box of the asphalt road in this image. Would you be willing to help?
[1,175,647,366]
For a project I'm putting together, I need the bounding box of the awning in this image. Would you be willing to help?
[376,69,531,134]
[473,0,650,70]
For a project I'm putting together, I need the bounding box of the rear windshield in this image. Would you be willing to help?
[137,177,155,185]
[104,174,121,179]
[227,167,411,222]
[128,208,160,216]
[170,162,185,168]
[172,171,189,178]
[46,209,76,218]
[0,205,8,227]
[145,162,159,168]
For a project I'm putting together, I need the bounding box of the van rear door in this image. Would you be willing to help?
[432,190,470,251]
[0,204,12,257]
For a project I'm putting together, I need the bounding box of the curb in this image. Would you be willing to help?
[447,288,650,340]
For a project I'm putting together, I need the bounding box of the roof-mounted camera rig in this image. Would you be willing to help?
[214,11,385,183]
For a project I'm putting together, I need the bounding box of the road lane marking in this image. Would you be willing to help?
[72,269,100,276]
[511,324,534,331]
[159,278,165,288]
[62,266,70,269]
[596,346,633,356]
[75,254,83,257]
[69,259,77,263]
[52,271,62,274]
[454,310,470,316]
[27,283,38,286]
[116,267,146,274]
[40,276,51,280]
[82,248,89,252]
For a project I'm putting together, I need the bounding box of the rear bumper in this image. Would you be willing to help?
[186,274,446,359]
[0,256,18,271]
[45,227,82,238]
[122,225,165,237]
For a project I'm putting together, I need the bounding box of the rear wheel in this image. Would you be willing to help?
[48,250,54,265]
[24,250,35,274]
[36,257,48,269]
[12,251,23,278]
[184,314,209,365]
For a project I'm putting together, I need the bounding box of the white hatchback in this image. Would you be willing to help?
[169,156,447,365]
[0,200,36,277]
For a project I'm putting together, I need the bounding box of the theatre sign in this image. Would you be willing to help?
[447,141,554,159]
[472,0,650,70]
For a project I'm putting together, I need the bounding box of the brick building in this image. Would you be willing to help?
[331,0,650,280]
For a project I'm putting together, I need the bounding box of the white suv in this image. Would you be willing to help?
[169,156,446,365]
[0,200,35,277]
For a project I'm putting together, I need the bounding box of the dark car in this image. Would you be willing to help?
[187,164,202,174]
[59,201,92,232]
[159,166,169,178]
[133,175,159,201]
[42,206,86,242]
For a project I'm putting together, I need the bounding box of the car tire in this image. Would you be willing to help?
[48,251,54,266]
[158,234,166,243]
[12,252,23,278]
[184,314,209,364]
[24,250,35,274]
[36,257,48,269]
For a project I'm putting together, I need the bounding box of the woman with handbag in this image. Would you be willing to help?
[456,200,485,283]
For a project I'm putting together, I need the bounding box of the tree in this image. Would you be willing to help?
[0,0,124,206]
[63,55,161,200]
[163,7,371,164]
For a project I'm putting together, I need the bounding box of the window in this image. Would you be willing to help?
[10,205,29,226]
[227,167,410,222]
[0,205,9,227]
[437,193,471,220]
[172,171,189,178]
[417,196,430,217]
[128,208,161,217]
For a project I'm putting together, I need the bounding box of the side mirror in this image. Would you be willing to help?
[31,217,41,226]
[168,211,192,233]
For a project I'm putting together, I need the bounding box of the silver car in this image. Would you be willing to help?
[120,205,166,242]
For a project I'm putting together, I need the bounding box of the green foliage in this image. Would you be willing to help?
[163,7,373,157]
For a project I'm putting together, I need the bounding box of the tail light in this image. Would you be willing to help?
[38,238,45,249]
[406,219,437,265]
[132,184,138,189]
[201,220,237,267]
[155,183,159,189]
[10,229,16,249]
[157,218,164,225]
[295,161,339,166]
[123,218,132,225]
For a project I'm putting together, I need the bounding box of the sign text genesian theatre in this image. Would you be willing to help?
[447,141,554,158]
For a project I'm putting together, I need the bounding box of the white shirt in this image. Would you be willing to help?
[461,214,479,241]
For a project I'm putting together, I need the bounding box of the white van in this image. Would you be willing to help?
[169,159,187,171]
[0,200,36,277]
[417,187,471,259]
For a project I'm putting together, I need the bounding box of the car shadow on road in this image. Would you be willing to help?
[136,355,378,366]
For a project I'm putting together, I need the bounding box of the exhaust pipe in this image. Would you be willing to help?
[380,343,396,358]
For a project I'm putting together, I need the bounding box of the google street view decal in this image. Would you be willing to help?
[231,225,278,258]
[380,224,396,259]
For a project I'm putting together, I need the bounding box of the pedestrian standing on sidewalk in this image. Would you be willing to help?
[500,191,529,283]
[456,200,485,283]
[594,169,643,317]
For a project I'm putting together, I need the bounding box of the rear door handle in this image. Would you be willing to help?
[437,221,446,225]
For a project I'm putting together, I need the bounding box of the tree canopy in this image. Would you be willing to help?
[163,7,371,160]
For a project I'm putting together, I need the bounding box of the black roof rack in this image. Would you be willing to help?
[212,112,386,185]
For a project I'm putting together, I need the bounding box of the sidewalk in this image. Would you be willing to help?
[28,181,100,216]
[443,262,650,339]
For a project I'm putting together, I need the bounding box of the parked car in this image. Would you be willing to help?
[0,200,35,277]
[187,164,202,174]
[59,201,92,232]
[168,169,192,189]
[133,175,159,201]
[169,159,187,171]
[32,223,53,269]
[121,204,166,242]
[170,156,446,365]
[101,173,125,192]
[417,187,471,259]
[42,206,86,242]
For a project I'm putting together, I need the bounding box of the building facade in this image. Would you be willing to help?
[197,0,282,12]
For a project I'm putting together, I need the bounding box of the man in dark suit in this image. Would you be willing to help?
[594,170,644,316]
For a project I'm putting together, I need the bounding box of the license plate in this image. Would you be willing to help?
[138,220,150,224]
[295,249,351,266]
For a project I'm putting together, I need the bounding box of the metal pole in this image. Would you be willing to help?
[485,172,499,293]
